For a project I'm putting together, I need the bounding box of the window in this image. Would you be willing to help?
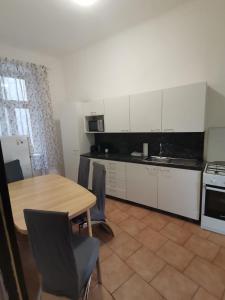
[0,77,27,101]
[0,76,33,145]
[0,59,62,174]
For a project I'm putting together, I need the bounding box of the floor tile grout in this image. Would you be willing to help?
[89,198,225,300]
[30,199,225,300]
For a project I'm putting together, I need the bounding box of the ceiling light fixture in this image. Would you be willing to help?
[73,0,99,6]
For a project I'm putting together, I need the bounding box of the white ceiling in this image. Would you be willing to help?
[0,0,190,55]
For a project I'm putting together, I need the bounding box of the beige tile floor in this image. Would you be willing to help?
[89,198,225,300]
[19,198,225,300]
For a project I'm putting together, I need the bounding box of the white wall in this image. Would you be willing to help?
[0,43,66,119]
[62,0,225,128]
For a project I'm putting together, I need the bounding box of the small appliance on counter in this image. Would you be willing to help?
[90,143,112,154]
[201,161,225,234]
[143,143,149,157]
[90,145,98,153]
[130,143,149,157]
[131,151,143,157]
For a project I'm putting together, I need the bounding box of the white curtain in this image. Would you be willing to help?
[0,57,63,174]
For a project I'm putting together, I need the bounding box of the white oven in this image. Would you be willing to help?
[201,162,225,234]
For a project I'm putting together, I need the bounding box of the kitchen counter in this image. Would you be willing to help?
[81,153,205,171]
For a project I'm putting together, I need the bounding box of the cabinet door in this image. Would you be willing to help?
[130,90,162,132]
[162,82,206,132]
[158,167,201,220]
[104,96,130,132]
[106,161,126,199]
[88,159,126,199]
[126,163,158,208]
[83,100,104,116]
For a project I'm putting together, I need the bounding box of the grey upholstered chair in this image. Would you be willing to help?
[89,162,114,236]
[75,160,114,236]
[77,156,90,189]
[24,209,101,300]
[4,159,24,183]
[72,156,91,224]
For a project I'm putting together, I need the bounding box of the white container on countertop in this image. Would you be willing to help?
[143,143,149,157]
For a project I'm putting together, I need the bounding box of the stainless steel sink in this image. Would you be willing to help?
[143,156,171,163]
[143,156,199,165]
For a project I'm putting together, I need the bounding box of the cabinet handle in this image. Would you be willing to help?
[160,170,170,175]
[121,130,129,132]
[160,168,170,172]
[145,166,157,175]
[151,129,161,132]
[90,112,97,114]
[164,129,174,132]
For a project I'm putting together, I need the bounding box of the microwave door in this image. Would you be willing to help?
[89,121,97,132]
[205,186,225,220]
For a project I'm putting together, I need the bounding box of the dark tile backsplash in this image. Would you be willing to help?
[94,132,204,160]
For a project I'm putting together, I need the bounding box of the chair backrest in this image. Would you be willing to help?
[92,162,106,215]
[24,209,80,300]
[4,160,24,183]
[77,157,90,189]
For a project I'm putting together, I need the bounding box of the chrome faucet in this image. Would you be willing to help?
[159,143,163,157]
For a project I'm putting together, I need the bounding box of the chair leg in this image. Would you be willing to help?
[37,287,42,300]
[96,258,102,284]
[83,276,92,300]
[99,222,114,237]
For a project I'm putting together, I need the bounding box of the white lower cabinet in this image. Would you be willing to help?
[87,158,201,220]
[126,163,158,208]
[89,159,126,200]
[106,161,126,199]
[158,167,201,220]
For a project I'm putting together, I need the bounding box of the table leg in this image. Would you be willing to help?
[86,209,93,237]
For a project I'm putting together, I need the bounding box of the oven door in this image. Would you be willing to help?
[205,186,225,220]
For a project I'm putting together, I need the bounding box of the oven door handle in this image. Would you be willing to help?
[206,186,225,193]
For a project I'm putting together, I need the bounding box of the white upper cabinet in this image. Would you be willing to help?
[162,82,206,132]
[83,100,104,116]
[104,96,130,132]
[84,82,207,133]
[130,90,162,132]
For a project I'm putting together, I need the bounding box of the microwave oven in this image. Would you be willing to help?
[88,119,104,132]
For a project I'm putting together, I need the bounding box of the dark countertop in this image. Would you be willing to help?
[81,153,205,171]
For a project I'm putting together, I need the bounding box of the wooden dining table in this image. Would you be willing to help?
[8,174,96,236]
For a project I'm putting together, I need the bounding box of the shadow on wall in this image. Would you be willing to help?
[204,87,225,160]
[55,119,65,176]
[206,87,225,128]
